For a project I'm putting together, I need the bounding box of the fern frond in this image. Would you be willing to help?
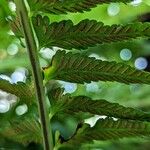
[33,15,150,50]
[0,79,34,99]
[63,118,150,147]
[52,95,150,122]
[43,50,150,84]
[28,0,131,14]
[1,118,42,145]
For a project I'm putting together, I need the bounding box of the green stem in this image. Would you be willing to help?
[14,0,53,149]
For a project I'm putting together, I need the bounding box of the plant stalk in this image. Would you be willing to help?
[14,0,53,149]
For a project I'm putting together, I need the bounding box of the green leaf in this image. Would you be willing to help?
[32,15,150,50]
[43,50,150,84]
[28,0,131,14]
[52,95,150,122]
[1,118,42,145]
[63,118,150,147]
[0,79,34,100]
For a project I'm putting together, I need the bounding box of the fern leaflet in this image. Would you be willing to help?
[63,118,150,147]
[52,95,150,122]
[0,79,34,99]
[32,15,150,50]
[43,50,150,84]
[28,0,131,14]
[1,118,42,144]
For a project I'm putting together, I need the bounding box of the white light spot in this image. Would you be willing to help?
[131,0,142,6]
[11,71,26,83]
[0,99,10,113]
[0,90,7,98]
[40,48,56,59]
[0,75,17,105]
[89,53,106,61]
[6,16,12,21]
[0,74,12,83]
[89,53,101,59]
[112,117,118,121]
[53,47,62,51]
[8,2,16,12]
[134,57,148,70]
[0,90,9,98]
[120,48,132,61]
[85,115,107,127]
[59,81,77,94]
[86,82,100,93]
[7,30,15,36]
[15,104,28,116]
[7,44,18,56]
[107,3,120,16]
[8,95,17,105]
[15,67,28,76]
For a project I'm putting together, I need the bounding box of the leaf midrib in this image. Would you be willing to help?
[54,69,150,83]
[42,32,143,48]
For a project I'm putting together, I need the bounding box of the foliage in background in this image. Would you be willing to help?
[0,0,150,150]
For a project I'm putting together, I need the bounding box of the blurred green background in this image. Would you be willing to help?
[0,0,150,149]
